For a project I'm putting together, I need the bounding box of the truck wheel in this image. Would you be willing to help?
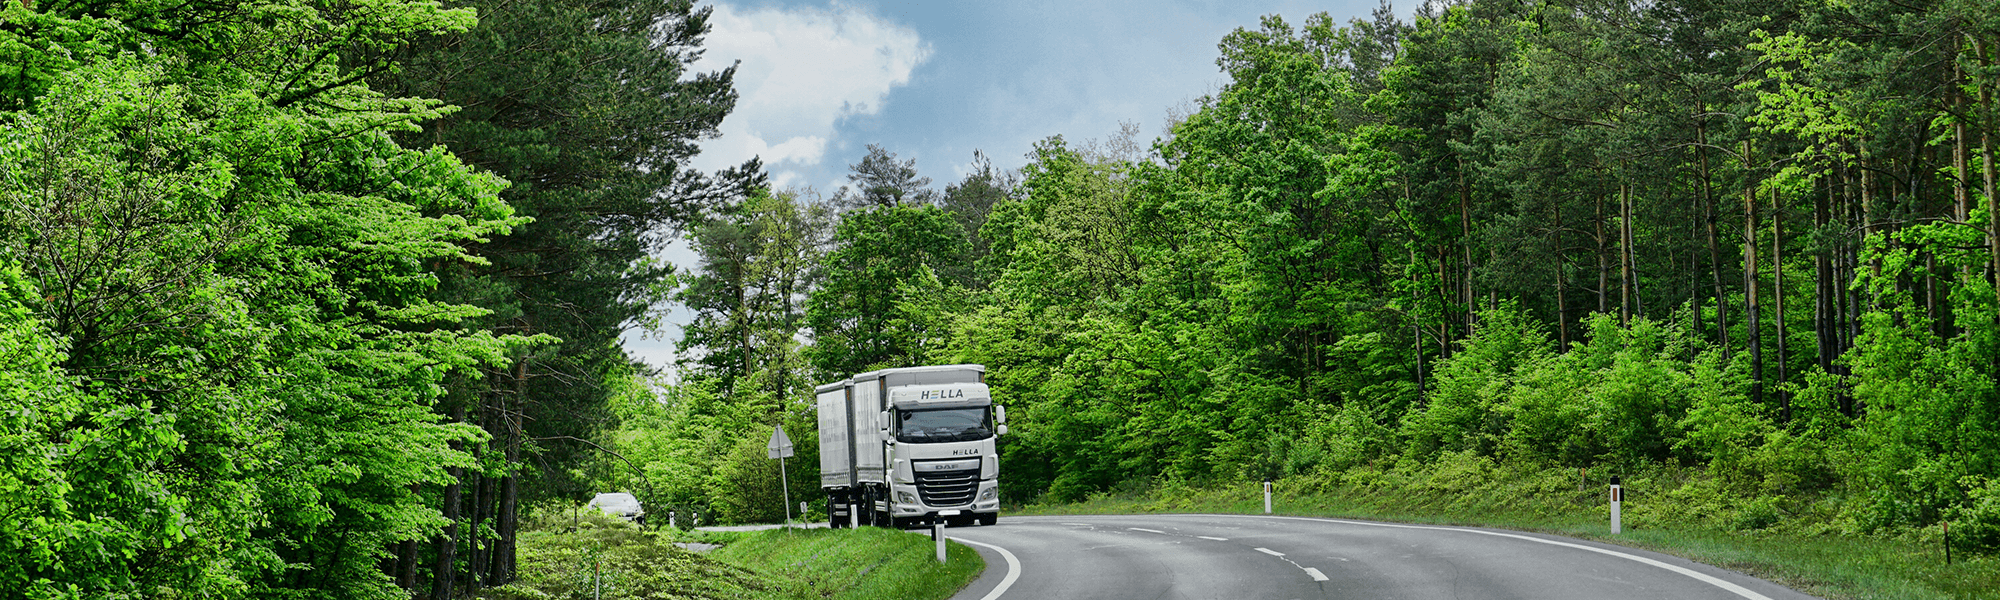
[979,513,997,526]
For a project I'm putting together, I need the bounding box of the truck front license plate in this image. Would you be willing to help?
[938,510,962,516]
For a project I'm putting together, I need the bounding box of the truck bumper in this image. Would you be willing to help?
[891,481,1000,524]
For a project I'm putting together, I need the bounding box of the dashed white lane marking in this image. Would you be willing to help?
[1128,527,1165,534]
[1196,536,1229,541]
[1254,547,1285,556]
[1211,515,1776,600]
[1302,567,1329,582]
[950,536,1021,600]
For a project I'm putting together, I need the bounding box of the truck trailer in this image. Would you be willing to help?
[816,364,1006,529]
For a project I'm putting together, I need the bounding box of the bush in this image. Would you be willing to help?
[1950,477,2000,555]
[708,434,787,524]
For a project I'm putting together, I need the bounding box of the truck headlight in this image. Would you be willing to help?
[897,491,918,504]
[978,487,997,501]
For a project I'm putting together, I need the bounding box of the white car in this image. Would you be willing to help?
[587,492,645,523]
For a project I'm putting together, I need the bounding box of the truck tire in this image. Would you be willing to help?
[979,513,997,526]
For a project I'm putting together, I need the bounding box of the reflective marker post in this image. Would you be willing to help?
[1264,481,1272,514]
[1609,476,1623,535]
[933,522,947,563]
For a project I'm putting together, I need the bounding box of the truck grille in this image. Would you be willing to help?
[914,468,979,506]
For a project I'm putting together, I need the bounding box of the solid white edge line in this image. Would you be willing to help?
[1254,547,1285,556]
[950,536,1021,600]
[1302,567,1329,582]
[1128,527,1165,534]
[1228,515,1775,600]
[1196,536,1229,541]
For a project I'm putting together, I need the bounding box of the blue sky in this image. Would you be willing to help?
[628,0,1407,370]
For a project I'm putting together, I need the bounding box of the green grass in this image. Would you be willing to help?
[1015,474,2000,600]
[480,513,983,600]
[713,527,984,600]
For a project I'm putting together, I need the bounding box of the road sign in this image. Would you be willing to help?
[767,425,794,459]
[769,425,795,526]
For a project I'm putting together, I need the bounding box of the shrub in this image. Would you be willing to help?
[1950,477,2000,555]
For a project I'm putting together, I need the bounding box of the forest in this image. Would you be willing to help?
[6,0,2000,598]
[632,0,2000,562]
[0,0,753,598]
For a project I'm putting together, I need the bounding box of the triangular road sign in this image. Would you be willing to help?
[767,425,794,459]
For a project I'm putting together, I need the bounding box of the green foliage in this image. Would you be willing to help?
[482,519,775,600]
[806,204,972,375]
[0,264,86,596]
[487,517,983,600]
[0,0,569,596]
[372,0,747,510]
[708,434,790,524]
[1953,477,2000,554]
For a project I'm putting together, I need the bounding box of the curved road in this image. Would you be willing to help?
[945,514,1819,600]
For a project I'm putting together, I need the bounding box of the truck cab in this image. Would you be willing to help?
[883,381,1003,527]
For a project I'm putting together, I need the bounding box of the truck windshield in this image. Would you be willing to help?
[895,408,991,443]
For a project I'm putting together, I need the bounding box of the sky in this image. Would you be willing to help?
[624,0,1407,371]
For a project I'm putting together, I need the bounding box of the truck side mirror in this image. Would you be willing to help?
[879,411,891,434]
[997,424,1008,436]
[995,405,1007,424]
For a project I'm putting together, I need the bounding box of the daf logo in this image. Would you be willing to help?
[952,449,980,456]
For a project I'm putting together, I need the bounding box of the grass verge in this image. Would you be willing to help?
[481,513,983,600]
[1016,474,2000,600]
[713,527,984,600]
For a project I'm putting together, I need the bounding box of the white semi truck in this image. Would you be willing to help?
[816,364,1006,528]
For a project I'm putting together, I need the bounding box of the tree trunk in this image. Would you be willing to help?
[1772,186,1789,422]
[1597,192,1609,316]
[1554,199,1568,347]
[1410,246,1428,395]
[1460,159,1475,337]
[1436,247,1453,359]
[1841,162,1862,416]
[469,392,493,590]
[1815,171,1834,375]
[495,360,527,586]
[1982,39,1998,314]
[1744,141,1763,407]
[398,536,419,591]
[1957,59,1972,223]
[1620,181,1632,324]
[1699,119,1729,352]
[1624,179,1642,318]
[467,469,488,591]
[431,403,465,600]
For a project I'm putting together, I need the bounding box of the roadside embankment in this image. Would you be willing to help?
[480,513,982,600]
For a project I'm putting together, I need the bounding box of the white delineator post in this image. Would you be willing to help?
[1609,476,1623,534]
[933,522,947,563]
[1264,481,1272,514]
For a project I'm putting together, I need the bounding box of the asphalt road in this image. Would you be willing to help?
[945,514,1820,600]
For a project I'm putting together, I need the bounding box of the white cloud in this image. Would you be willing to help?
[628,2,927,370]
[691,1,932,175]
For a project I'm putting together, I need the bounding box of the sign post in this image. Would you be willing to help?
[1609,476,1623,534]
[768,425,795,527]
